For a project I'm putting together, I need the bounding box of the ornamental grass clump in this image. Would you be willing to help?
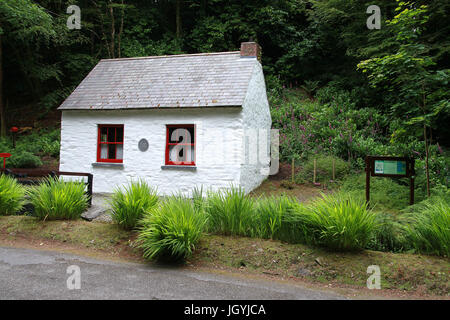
[365,213,409,253]
[405,198,450,257]
[138,196,207,261]
[252,195,301,240]
[304,192,376,251]
[204,187,254,236]
[110,180,158,230]
[0,174,25,215]
[28,177,88,220]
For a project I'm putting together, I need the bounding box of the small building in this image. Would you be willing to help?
[58,42,271,195]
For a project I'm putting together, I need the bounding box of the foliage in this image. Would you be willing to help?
[296,154,350,184]
[204,188,377,251]
[109,180,158,230]
[357,1,450,196]
[7,150,43,168]
[302,192,376,251]
[251,195,300,240]
[365,213,409,253]
[204,187,254,236]
[404,197,450,256]
[0,128,60,168]
[271,88,392,165]
[28,177,89,220]
[341,173,415,213]
[0,174,25,215]
[138,195,207,261]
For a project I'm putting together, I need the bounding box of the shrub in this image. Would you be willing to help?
[192,186,205,213]
[42,139,60,158]
[138,196,207,261]
[252,195,300,240]
[28,177,89,220]
[280,180,296,189]
[296,155,350,184]
[278,205,316,244]
[341,173,415,212]
[366,213,409,252]
[303,192,376,251]
[204,187,254,236]
[7,150,42,168]
[109,180,158,230]
[405,197,450,256]
[0,174,25,215]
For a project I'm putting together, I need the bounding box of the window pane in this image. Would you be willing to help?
[108,144,116,159]
[168,145,194,163]
[100,127,108,142]
[107,127,116,142]
[100,144,108,159]
[116,145,123,160]
[190,145,195,162]
[116,127,124,142]
[168,126,194,144]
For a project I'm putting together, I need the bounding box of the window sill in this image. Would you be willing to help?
[92,162,124,169]
[161,165,197,171]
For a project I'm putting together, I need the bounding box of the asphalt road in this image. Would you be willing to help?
[0,246,346,300]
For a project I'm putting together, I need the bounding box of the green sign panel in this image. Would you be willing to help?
[374,160,406,175]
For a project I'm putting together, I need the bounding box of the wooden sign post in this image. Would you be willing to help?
[365,156,415,205]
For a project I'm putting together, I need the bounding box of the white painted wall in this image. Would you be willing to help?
[60,108,244,195]
[240,61,272,192]
[59,59,272,195]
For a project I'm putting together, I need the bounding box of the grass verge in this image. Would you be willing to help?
[0,215,448,297]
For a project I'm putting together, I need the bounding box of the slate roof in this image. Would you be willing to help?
[58,51,258,110]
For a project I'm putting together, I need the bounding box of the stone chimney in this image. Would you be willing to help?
[240,42,261,62]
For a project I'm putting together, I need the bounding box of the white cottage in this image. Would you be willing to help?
[58,42,272,195]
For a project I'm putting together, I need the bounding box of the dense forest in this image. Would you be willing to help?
[0,0,449,193]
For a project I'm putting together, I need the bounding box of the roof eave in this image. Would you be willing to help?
[59,105,243,111]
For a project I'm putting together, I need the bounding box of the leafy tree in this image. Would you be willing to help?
[0,0,55,136]
[358,1,450,196]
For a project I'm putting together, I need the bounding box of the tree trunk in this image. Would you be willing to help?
[92,0,111,58]
[176,0,182,38]
[421,87,431,198]
[109,1,115,58]
[0,33,5,138]
[118,0,124,58]
[424,124,431,197]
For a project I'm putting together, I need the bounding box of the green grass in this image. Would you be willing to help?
[0,215,134,251]
[0,215,448,296]
[252,195,301,240]
[341,173,417,214]
[365,213,410,253]
[204,187,254,236]
[109,180,158,230]
[296,155,350,185]
[192,234,449,296]
[138,196,207,261]
[405,197,450,257]
[28,177,89,220]
[0,175,26,215]
[302,192,377,251]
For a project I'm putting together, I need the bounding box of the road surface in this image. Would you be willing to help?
[0,246,346,300]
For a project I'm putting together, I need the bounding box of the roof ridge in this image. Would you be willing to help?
[100,51,241,62]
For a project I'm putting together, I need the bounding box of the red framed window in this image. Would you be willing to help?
[97,125,124,163]
[165,124,195,166]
